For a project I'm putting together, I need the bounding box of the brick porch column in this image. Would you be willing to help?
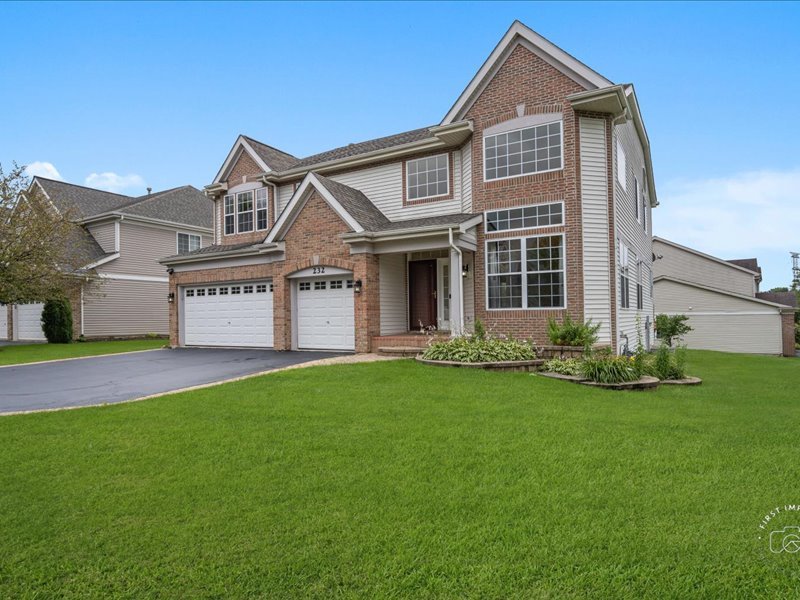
[353,253,380,353]
[273,273,290,351]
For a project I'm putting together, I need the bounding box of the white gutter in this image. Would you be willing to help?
[448,227,465,336]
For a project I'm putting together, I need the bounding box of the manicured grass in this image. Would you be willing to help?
[0,339,165,366]
[1,351,799,597]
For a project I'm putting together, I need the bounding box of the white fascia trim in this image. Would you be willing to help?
[97,272,169,283]
[79,212,212,234]
[654,276,788,310]
[212,136,272,185]
[653,238,761,277]
[266,173,363,243]
[441,21,612,125]
[83,253,120,270]
[114,221,120,252]
[159,242,284,266]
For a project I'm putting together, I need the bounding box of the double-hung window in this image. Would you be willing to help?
[487,234,565,309]
[237,191,254,233]
[406,154,449,200]
[641,167,648,232]
[634,177,640,221]
[619,243,633,309]
[484,121,562,181]
[255,188,268,231]
[177,232,201,254]
[224,195,235,235]
[636,262,644,310]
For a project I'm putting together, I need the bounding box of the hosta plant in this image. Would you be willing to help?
[421,336,536,363]
[542,358,584,377]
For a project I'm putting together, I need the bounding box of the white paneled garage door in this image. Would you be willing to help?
[0,304,8,340]
[14,303,46,341]
[297,277,355,351]
[183,282,273,348]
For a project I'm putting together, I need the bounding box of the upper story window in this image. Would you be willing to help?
[407,154,449,200]
[484,121,562,181]
[224,195,235,235]
[634,177,640,221]
[177,232,201,254]
[237,191,254,233]
[616,140,626,190]
[255,188,268,231]
[486,202,563,233]
[641,167,648,232]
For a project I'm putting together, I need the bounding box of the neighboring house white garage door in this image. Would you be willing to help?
[0,304,8,340]
[297,277,355,351]
[14,303,46,341]
[183,282,273,348]
[674,313,782,355]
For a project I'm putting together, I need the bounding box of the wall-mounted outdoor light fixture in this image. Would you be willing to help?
[462,264,470,278]
[353,279,363,294]
[168,292,175,304]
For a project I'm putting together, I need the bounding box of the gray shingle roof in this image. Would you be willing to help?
[756,291,797,308]
[161,241,257,263]
[243,136,300,172]
[312,173,390,232]
[727,258,761,275]
[35,177,136,219]
[368,212,480,232]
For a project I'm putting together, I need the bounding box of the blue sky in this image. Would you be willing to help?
[1,1,798,288]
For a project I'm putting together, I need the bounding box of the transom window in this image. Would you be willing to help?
[487,234,565,309]
[177,232,201,255]
[484,121,562,181]
[406,154,449,200]
[486,202,563,233]
[255,188,268,231]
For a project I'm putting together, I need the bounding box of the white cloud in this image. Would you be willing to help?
[84,172,146,194]
[655,168,800,257]
[24,161,63,180]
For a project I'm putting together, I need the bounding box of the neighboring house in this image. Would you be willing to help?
[2,178,213,341]
[652,237,795,356]
[161,21,657,353]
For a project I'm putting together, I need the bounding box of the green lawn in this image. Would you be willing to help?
[1,351,798,597]
[0,339,165,366]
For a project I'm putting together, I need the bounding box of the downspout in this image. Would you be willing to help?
[448,227,464,336]
[262,178,279,229]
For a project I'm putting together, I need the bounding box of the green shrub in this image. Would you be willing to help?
[473,318,486,341]
[795,323,800,346]
[582,353,640,384]
[654,314,692,347]
[647,344,688,380]
[547,314,601,348]
[422,336,536,363]
[542,358,583,376]
[41,297,73,344]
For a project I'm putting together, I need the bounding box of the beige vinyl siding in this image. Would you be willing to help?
[87,221,117,253]
[107,222,209,278]
[379,254,407,334]
[214,198,222,243]
[461,140,472,213]
[613,118,654,348]
[652,239,756,297]
[277,184,295,215]
[654,278,782,354]
[0,304,8,340]
[83,278,168,337]
[579,117,612,344]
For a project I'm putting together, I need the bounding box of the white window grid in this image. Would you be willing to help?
[299,282,311,291]
[485,202,564,233]
[484,121,562,182]
[407,154,449,200]
[177,232,201,255]
[224,195,235,235]
[314,281,327,291]
[237,191,254,233]
[255,188,269,231]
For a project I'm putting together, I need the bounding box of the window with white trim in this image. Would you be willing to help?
[487,234,565,309]
[224,195,235,235]
[237,191,254,233]
[619,243,633,309]
[177,232,201,255]
[636,261,643,310]
[484,121,562,181]
[641,167,648,232]
[616,140,626,190]
[406,154,449,200]
[486,202,563,233]
[634,177,640,221]
[255,188,268,231]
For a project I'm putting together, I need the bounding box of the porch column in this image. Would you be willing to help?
[449,246,463,337]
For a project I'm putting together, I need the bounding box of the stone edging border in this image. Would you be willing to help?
[415,357,544,372]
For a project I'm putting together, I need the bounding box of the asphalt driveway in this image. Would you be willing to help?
[0,348,340,414]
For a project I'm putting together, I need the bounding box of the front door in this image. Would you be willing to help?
[409,260,437,330]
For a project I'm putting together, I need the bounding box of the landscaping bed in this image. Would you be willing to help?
[415,356,543,372]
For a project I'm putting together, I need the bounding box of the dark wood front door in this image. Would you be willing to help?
[409,260,437,330]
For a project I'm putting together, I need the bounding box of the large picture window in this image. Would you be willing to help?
[255,188,268,231]
[487,234,565,309]
[237,191,254,233]
[486,202,563,233]
[484,121,562,181]
[406,154,449,200]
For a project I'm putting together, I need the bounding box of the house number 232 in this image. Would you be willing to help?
[312,267,326,274]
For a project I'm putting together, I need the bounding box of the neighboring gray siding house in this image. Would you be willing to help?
[2,178,213,341]
[652,237,795,356]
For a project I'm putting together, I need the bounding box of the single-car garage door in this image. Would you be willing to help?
[297,277,355,351]
[14,303,46,341]
[183,282,273,348]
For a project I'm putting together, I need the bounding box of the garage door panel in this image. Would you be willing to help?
[0,304,7,340]
[296,277,355,351]
[15,303,46,341]
[184,282,273,348]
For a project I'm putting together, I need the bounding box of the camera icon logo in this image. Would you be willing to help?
[769,526,800,554]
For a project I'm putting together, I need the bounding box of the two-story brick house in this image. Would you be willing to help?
[161,21,657,353]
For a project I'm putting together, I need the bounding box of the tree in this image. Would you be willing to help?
[0,163,95,304]
[654,314,693,347]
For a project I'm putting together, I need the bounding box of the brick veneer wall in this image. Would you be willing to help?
[781,312,796,357]
[465,43,588,344]
[170,191,380,352]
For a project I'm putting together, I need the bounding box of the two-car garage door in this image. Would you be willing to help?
[184,282,273,348]
[182,276,355,351]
